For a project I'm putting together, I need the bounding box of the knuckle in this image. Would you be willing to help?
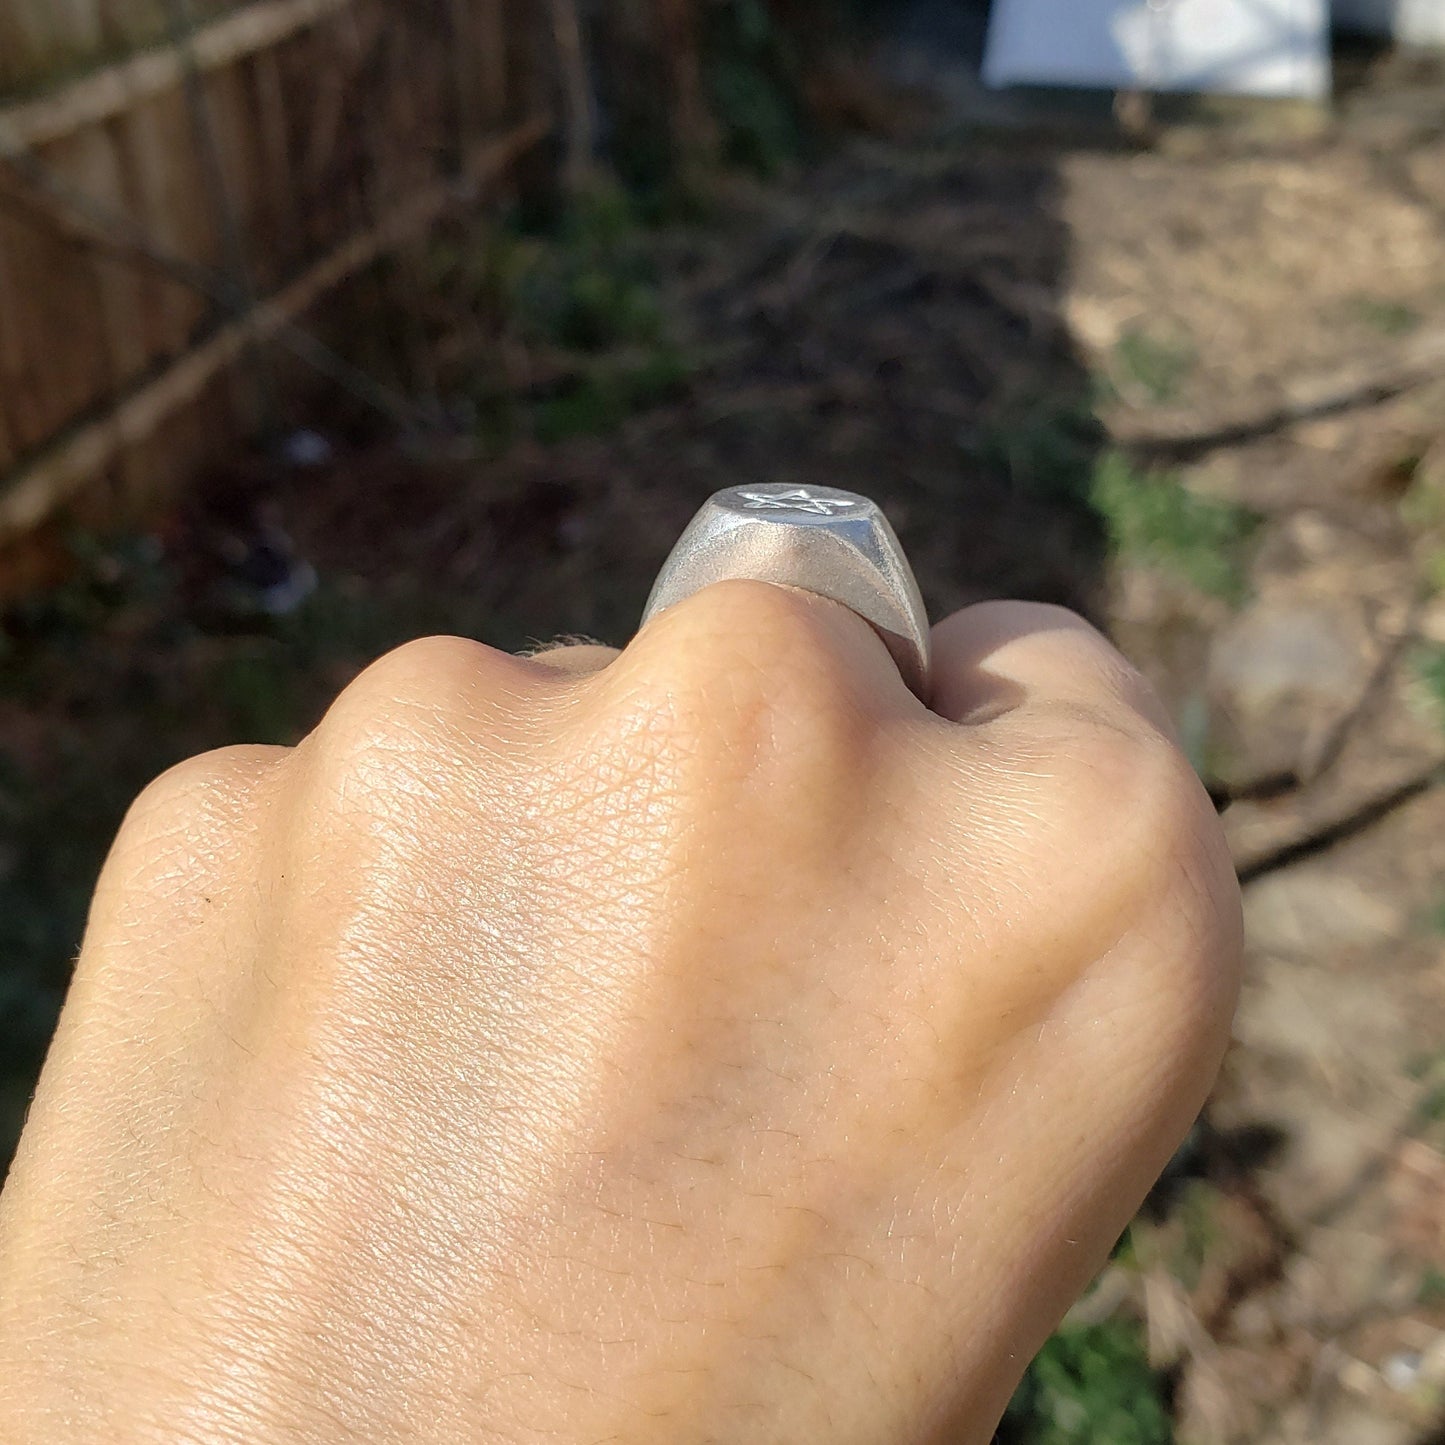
[1062,714,1203,866]
[126,745,279,829]
[114,746,281,870]
[339,635,502,716]
[1093,717,1242,1017]
[565,582,883,851]
[1053,712,1238,964]
[307,636,522,791]
[638,579,875,732]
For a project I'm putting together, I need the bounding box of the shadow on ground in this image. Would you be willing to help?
[0,136,1109,1173]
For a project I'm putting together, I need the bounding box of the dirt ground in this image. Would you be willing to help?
[4,37,1445,1445]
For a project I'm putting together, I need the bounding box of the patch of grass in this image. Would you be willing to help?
[973,411,1257,600]
[1348,295,1422,338]
[1176,1180,1224,1290]
[703,0,805,177]
[430,182,690,443]
[432,182,664,360]
[507,187,665,355]
[1412,643,1445,725]
[973,402,1101,504]
[1420,547,1445,596]
[1420,1266,1445,1307]
[1418,1079,1445,1125]
[1405,1047,1445,1081]
[1090,451,1260,602]
[533,349,692,443]
[1003,1318,1173,1445]
[1422,896,1445,937]
[211,649,308,745]
[0,750,100,1079]
[1398,458,1445,534]
[1113,327,1196,406]
[1111,1223,1141,1270]
[1402,1044,1445,1125]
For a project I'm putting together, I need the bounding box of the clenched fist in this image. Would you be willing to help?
[0,583,1241,1444]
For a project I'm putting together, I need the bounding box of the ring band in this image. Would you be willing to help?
[642,484,932,701]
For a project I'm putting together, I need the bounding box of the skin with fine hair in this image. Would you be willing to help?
[0,583,1241,1444]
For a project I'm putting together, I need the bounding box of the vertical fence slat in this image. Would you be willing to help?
[66,123,153,388]
[200,50,280,431]
[202,58,262,271]
[251,46,300,282]
[53,0,106,66]
[0,233,30,467]
[0,287,17,474]
[118,85,220,347]
[0,174,96,451]
[34,139,120,436]
[105,108,188,368]
[0,4,34,94]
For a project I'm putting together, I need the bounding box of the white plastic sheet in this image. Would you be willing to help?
[982,0,1331,99]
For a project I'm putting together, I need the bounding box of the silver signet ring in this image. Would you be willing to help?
[641,484,932,701]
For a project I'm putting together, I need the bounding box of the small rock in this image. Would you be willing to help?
[278,429,334,469]
[1207,598,1373,780]
[1281,509,1344,562]
[1211,600,1369,715]
[1381,1351,1423,1392]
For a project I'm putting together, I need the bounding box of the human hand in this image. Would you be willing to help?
[0,583,1241,1444]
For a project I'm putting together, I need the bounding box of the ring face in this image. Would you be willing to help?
[642,484,932,700]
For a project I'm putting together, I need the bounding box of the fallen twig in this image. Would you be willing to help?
[1235,759,1445,884]
[1208,617,1419,809]
[1114,323,1445,460]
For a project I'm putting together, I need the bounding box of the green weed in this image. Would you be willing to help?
[1420,547,1445,595]
[1420,1266,1445,1307]
[1398,458,1445,534]
[1113,327,1196,406]
[1348,296,1422,338]
[1090,451,1260,602]
[1405,1047,1445,1081]
[433,183,663,359]
[430,181,687,443]
[973,402,1101,504]
[1003,1318,1173,1445]
[1418,1079,1445,1125]
[534,350,691,444]
[507,200,663,354]
[703,0,805,177]
[1422,897,1445,938]
[211,650,308,746]
[973,411,1256,599]
[1412,643,1445,724]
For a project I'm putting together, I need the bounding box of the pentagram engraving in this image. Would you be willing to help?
[737,488,859,517]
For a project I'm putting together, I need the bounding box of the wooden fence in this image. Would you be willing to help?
[0,0,571,549]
